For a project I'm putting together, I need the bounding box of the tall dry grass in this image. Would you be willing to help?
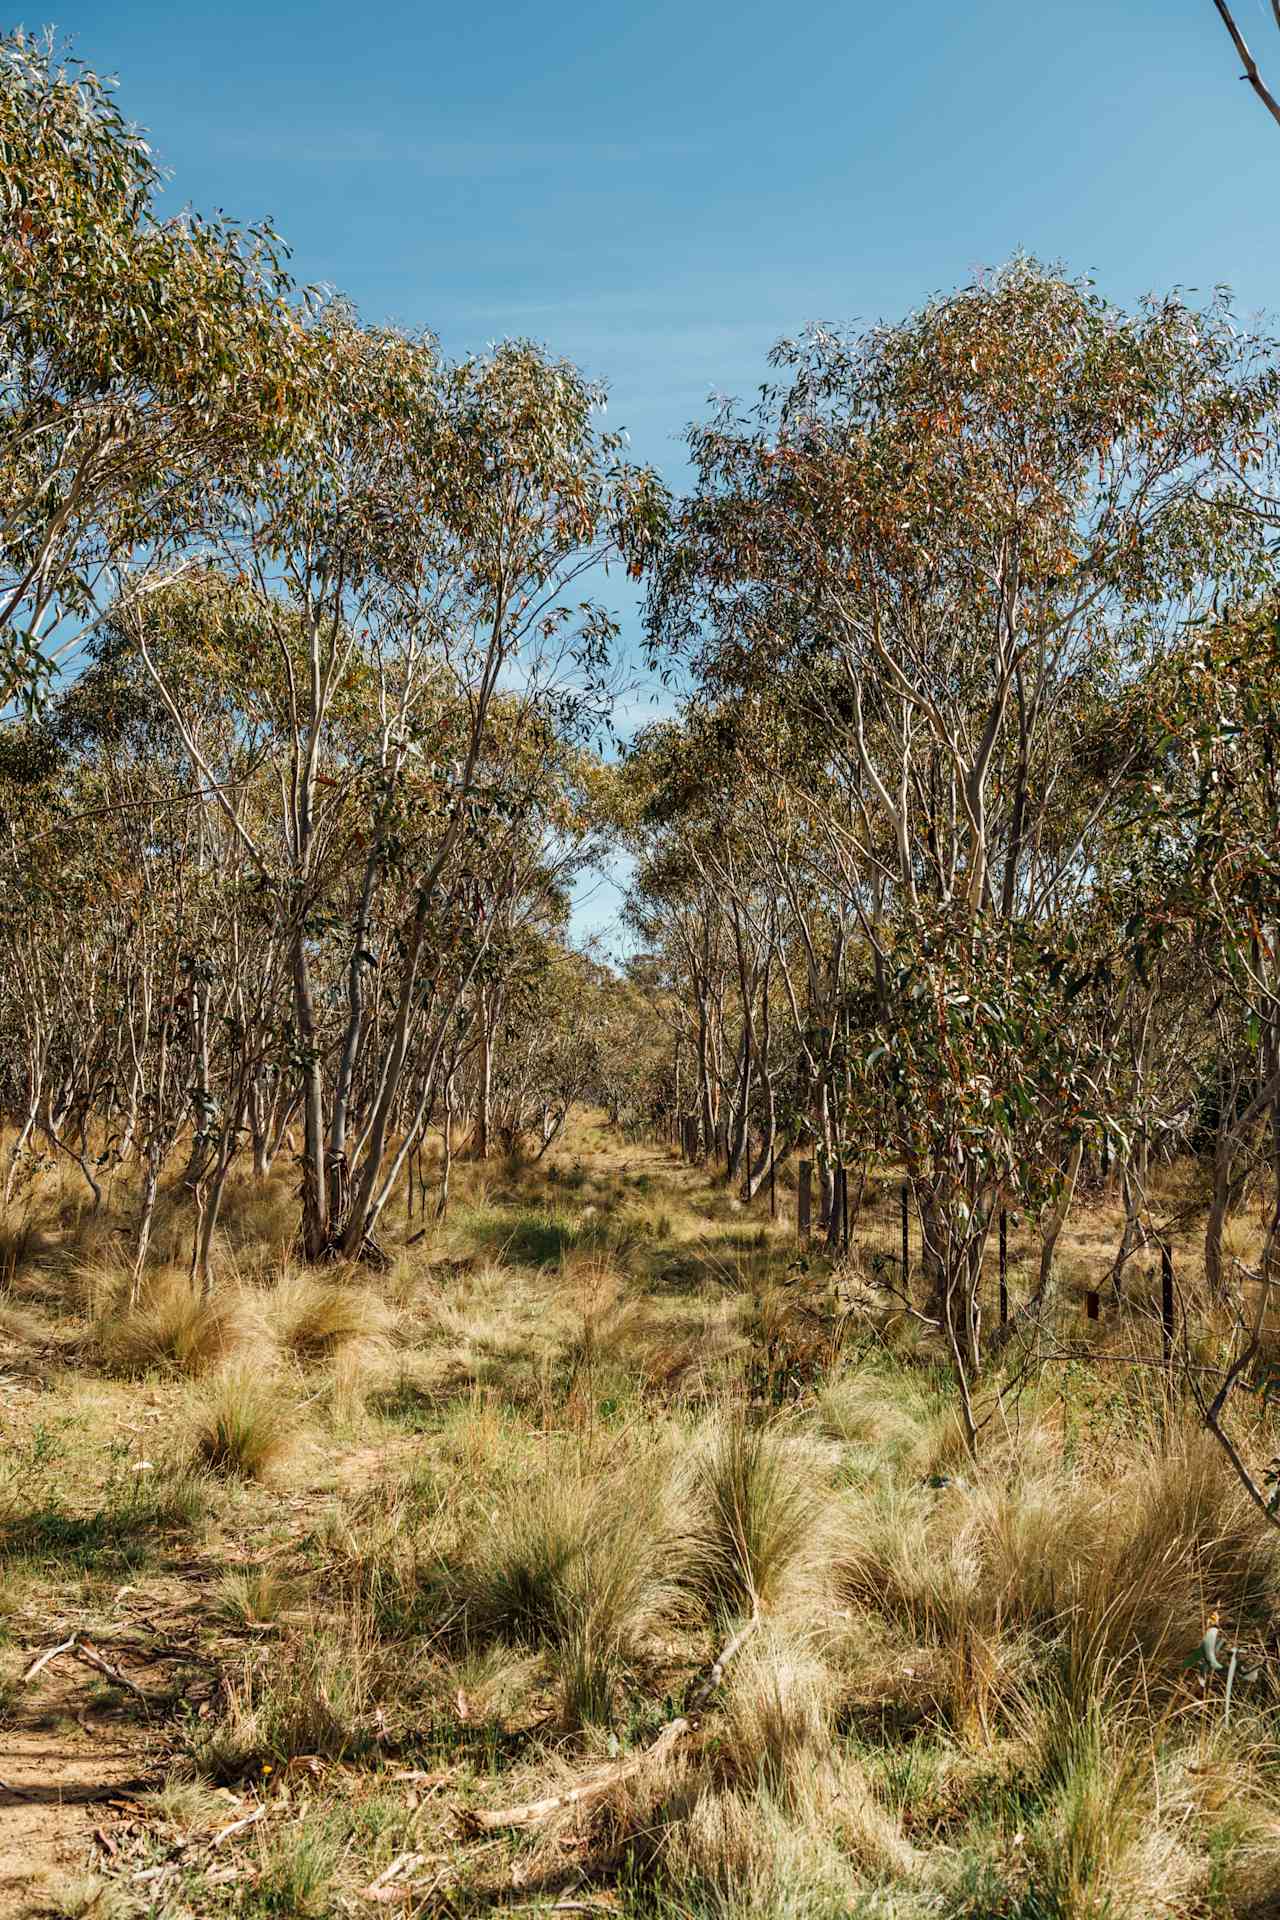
[4,1118,1280,1917]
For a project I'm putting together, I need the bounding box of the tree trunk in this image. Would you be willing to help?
[437,1074,456,1220]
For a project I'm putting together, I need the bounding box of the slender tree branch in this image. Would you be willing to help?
[1213,0,1280,129]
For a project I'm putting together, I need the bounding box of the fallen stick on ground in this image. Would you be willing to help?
[509,1903,619,1915]
[22,1632,153,1710]
[131,1801,266,1885]
[463,1717,690,1833]
[686,1614,759,1713]
[73,1639,150,1704]
[22,1636,77,1682]
[464,1612,761,1834]
[361,1850,427,1899]
[211,1804,267,1848]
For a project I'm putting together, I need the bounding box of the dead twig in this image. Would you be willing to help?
[509,1905,619,1915]
[21,1632,154,1711]
[22,1635,77,1682]
[73,1639,150,1704]
[133,1863,180,1887]
[462,1717,690,1833]
[361,1851,428,1901]
[211,1804,267,1848]
[509,1906,618,1916]
[688,1612,759,1712]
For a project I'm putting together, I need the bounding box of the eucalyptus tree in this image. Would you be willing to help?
[482,945,613,1157]
[0,29,304,709]
[648,260,1280,1434]
[1126,611,1280,1300]
[0,625,293,1279]
[622,701,854,1200]
[132,319,664,1260]
[619,743,734,1161]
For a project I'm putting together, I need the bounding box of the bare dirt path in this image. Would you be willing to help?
[0,1661,154,1916]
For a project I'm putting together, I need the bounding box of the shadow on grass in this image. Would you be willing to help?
[368,1378,443,1431]
[0,1482,205,1576]
[460,1208,584,1268]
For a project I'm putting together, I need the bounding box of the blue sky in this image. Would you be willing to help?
[39,0,1280,938]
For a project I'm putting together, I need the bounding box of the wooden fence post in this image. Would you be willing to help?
[999,1207,1008,1326]
[798,1161,812,1243]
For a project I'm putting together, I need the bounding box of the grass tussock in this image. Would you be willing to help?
[93,1268,262,1377]
[264,1268,396,1365]
[185,1364,297,1479]
[687,1411,821,1617]
[718,1623,835,1802]
[192,1612,382,1777]
[441,1440,683,1730]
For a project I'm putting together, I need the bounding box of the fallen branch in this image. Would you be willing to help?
[509,1905,618,1916]
[463,1717,689,1833]
[130,1801,266,1887]
[464,1613,761,1833]
[687,1613,759,1713]
[21,1632,153,1711]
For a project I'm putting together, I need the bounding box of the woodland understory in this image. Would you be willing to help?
[2,1114,1280,1920]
